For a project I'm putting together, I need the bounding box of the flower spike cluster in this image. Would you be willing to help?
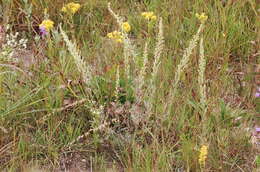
[62,2,81,15]
[198,145,208,167]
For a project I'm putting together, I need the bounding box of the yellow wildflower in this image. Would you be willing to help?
[115,38,123,43]
[39,19,54,31]
[141,12,157,21]
[198,145,208,167]
[61,7,67,13]
[122,22,131,32]
[107,32,113,38]
[151,15,157,20]
[62,2,81,15]
[195,13,208,23]
[107,31,123,43]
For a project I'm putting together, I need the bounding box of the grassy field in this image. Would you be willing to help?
[0,0,259,171]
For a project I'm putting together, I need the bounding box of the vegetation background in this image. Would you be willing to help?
[0,0,259,171]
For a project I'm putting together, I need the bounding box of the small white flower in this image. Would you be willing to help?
[7,40,11,45]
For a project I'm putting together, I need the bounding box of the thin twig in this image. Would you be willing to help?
[0,63,30,79]
[40,98,87,122]
[67,119,117,146]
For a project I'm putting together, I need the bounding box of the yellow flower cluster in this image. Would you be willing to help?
[39,19,54,31]
[141,12,157,21]
[195,13,208,23]
[198,145,208,167]
[122,22,131,32]
[62,2,81,15]
[107,31,123,43]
